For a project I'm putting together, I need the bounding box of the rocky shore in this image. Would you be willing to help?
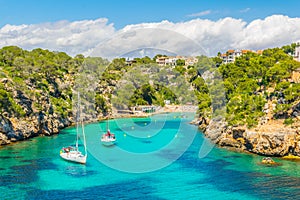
[197,117,300,157]
[0,111,72,145]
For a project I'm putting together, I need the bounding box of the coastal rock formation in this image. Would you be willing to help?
[0,74,73,145]
[0,112,71,145]
[0,115,14,145]
[204,117,226,144]
[203,119,300,157]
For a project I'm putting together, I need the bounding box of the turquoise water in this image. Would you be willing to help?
[1,113,300,199]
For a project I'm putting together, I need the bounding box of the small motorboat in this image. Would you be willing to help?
[101,130,116,146]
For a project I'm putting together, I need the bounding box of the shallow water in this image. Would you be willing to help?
[1,112,300,199]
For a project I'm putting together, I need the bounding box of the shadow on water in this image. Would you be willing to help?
[141,140,152,144]
[133,121,150,126]
[176,141,300,200]
[0,158,58,186]
[62,164,97,178]
[0,156,23,159]
[25,178,165,200]
[223,155,242,159]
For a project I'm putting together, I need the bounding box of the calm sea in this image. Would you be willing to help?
[1,113,300,200]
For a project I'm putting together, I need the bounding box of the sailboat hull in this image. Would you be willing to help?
[101,140,116,146]
[101,135,116,146]
[60,152,87,164]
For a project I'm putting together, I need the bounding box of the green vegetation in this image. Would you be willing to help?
[0,44,299,129]
[217,45,300,127]
[129,83,178,107]
[0,46,82,119]
[134,56,155,64]
[183,45,300,128]
[176,59,185,66]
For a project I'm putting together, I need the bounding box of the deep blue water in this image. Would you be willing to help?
[1,112,300,199]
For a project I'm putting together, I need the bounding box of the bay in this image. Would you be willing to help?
[1,112,300,199]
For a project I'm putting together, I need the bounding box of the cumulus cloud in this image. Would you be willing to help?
[1,15,300,57]
[0,18,115,56]
[236,15,300,50]
[117,15,300,56]
[117,18,247,56]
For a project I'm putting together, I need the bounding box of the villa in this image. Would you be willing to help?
[220,49,263,64]
[294,46,300,62]
[155,55,198,67]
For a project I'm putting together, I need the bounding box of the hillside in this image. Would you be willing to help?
[0,47,190,145]
[196,45,300,156]
[0,45,300,158]
[0,46,110,145]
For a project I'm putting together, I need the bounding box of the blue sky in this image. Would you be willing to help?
[1,0,300,57]
[1,0,300,29]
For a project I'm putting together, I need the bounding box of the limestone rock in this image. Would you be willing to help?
[0,132,10,145]
[0,115,14,134]
[219,137,245,149]
[202,117,300,157]
[203,117,227,144]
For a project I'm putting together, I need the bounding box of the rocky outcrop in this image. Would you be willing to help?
[292,102,300,120]
[13,90,33,115]
[0,111,71,145]
[203,119,300,157]
[204,117,226,143]
[0,115,14,145]
[0,75,73,145]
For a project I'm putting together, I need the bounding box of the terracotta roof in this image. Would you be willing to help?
[256,50,263,54]
[242,49,250,54]
[227,49,235,53]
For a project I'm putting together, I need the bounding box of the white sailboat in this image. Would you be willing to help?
[101,118,116,146]
[60,92,87,164]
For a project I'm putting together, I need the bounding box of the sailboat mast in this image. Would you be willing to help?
[78,91,87,157]
[82,120,87,156]
[76,92,80,150]
[107,118,109,132]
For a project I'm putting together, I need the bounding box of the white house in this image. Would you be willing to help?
[220,49,261,64]
[295,46,300,62]
[155,56,198,67]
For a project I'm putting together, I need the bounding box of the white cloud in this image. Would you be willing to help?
[115,15,300,56]
[234,15,300,51]
[1,15,300,57]
[0,18,115,56]
[114,18,247,56]
[187,10,212,17]
[240,8,251,13]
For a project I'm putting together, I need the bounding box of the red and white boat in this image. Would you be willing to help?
[101,130,116,146]
[101,120,116,146]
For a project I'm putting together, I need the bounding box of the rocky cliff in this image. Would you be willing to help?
[0,76,72,145]
[0,47,110,146]
[0,112,71,145]
[200,117,300,157]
